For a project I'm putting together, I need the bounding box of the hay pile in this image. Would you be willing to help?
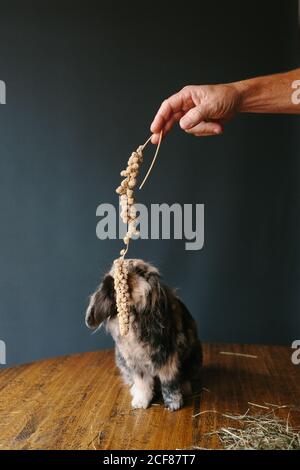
[193,407,300,450]
[209,410,300,450]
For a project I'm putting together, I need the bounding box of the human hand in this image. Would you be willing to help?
[150,83,243,143]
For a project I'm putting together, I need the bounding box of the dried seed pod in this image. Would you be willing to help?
[113,131,162,335]
[128,178,136,189]
[113,258,130,336]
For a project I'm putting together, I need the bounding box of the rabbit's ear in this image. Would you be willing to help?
[85,274,116,329]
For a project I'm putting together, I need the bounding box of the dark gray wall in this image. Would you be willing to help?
[0,1,299,367]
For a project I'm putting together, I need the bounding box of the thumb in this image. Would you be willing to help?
[185,120,223,136]
[179,105,204,130]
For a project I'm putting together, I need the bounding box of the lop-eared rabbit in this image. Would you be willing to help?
[85,259,202,411]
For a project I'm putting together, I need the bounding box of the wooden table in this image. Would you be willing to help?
[0,343,299,450]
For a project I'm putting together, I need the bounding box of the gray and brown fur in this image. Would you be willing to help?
[85,259,202,411]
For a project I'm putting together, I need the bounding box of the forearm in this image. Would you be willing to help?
[233,69,300,114]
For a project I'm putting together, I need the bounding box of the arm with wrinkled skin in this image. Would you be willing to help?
[150,69,300,143]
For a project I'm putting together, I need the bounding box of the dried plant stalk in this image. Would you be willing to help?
[113,258,130,336]
[114,131,162,336]
[219,351,258,359]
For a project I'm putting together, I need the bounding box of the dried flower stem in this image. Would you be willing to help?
[113,257,130,336]
[114,131,163,336]
[139,131,163,190]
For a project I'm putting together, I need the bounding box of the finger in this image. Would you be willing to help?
[179,105,205,130]
[163,110,185,133]
[150,113,166,136]
[151,133,160,144]
[150,94,183,134]
[151,110,185,144]
[185,120,223,136]
[150,90,193,134]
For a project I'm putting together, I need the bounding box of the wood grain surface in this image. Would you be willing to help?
[0,343,299,450]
